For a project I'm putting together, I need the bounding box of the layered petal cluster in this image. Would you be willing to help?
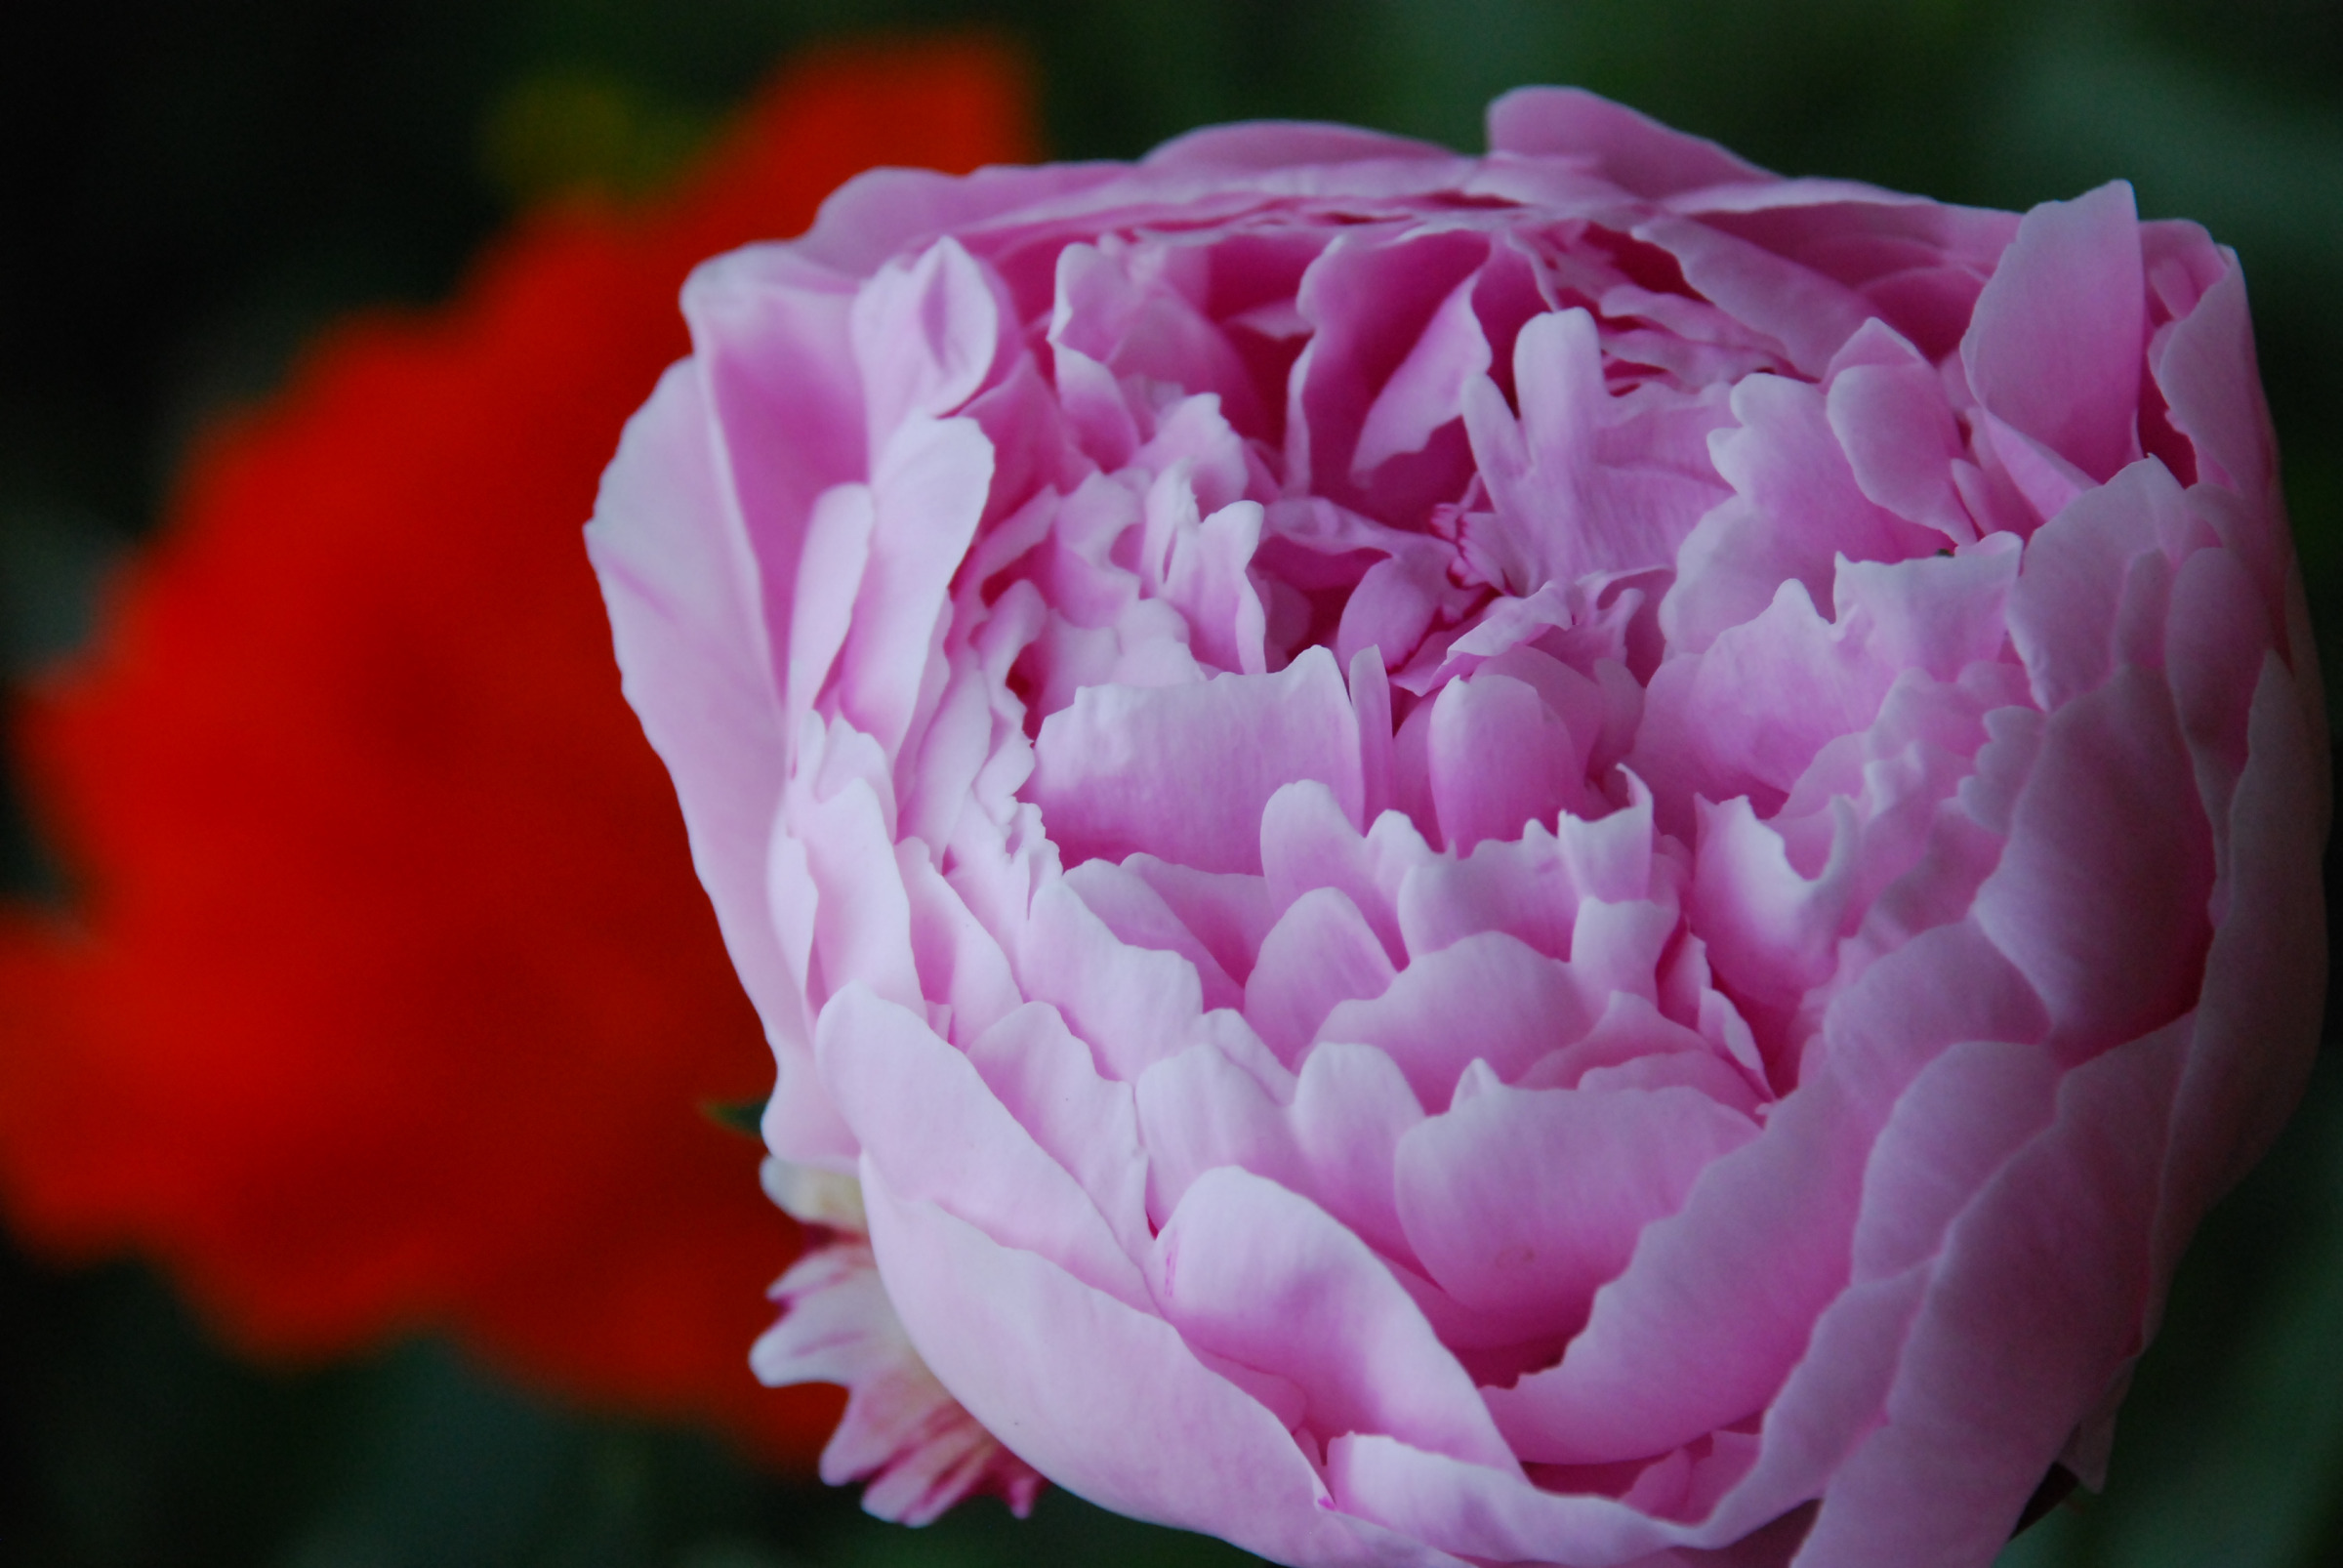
[592,88,2326,1564]
[0,41,1035,1466]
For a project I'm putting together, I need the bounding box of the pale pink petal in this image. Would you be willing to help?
[1290,228,1491,522]
[1462,309,1733,591]
[849,236,1006,451]
[965,1001,1153,1261]
[795,162,1122,277]
[1027,645,1364,875]
[2164,545,2273,873]
[897,842,1022,1043]
[1659,373,1937,658]
[1145,119,1453,173]
[1320,929,1596,1108]
[1352,269,1492,477]
[1288,1041,1427,1263]
[1396,1081,1758,1340]
[1632,217,1874,377]
[1067,857,1248,1012]
[1794,1020,2186,1568]
[1846,1039,2063,1284]
[1480,1062,1870,1465]
[1246,887,1399,1063]
[1262,780,1428,967]
[1427,669,1592,853]
[1959,182,2146,483]
[863,1170,1466,1568]
[1122,853,1280,987]
[833,416,996,761]
[1486,920,2046,1465]
[2154,259,2277,503]
[2151,658,2325,1287]
[754,1238,1042,1525]
[1824,332,1973,543]
[1485,88,1769,196]
[817,985,1149,1308]
[1017,880,1208,1081]
[796,772,922,1011]
[1392,821,1589,965]
[1153,1167,1519,1470]
[1971,666,2213,1057]
[588,359,800,1042]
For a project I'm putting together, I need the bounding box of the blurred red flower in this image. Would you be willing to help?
[0,37,1037,1465]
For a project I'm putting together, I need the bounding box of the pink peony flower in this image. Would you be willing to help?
[588,89,2327,1567]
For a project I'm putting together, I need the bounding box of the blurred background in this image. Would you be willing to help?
[1,1,2338,1564]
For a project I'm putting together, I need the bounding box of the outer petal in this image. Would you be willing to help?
[1153,1167,1520,1471]
[862,1166,1468,1567]
[1792,1018,2187,1568]
[1970,665,2213,1057]
[2150,657,2326,1283]
[590,360,801,1046]
[1485,88,1771,197]
[817,985,1147,1309]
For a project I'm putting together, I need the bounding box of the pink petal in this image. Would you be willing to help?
[1289,227,1491,523]
[1794,1019,2185,1567]
[1319,930,1595,1109]
[1462,309,1731,592]
[1632,216,1874,377]
[862,1171,1459,1568]
[795,770,922,1011]
[1153,1167,1519,1470]
[1027,645,1364,876]
[899,842,1023,1043]
[1395,1081,1758,1340]
[1485,88,1769,196]
[1665,1269,1931,1547]
[1659,373,1935,658]
[833,416,996,761]
[819,986,1147,1309]
[2165,545,2274,865]
[2152,657,2325,1289]
[1287,1041,1427,1263]
[795,162,1122,277]
[1971,665,2214,1057]
[589,358,800,1047]
[1144,119,1453,173]
[2154,258,2277,502]
[1823,325,1972,542]
[1480,1064,1868,1465]
[1066,857,1248,1012]
[966,1001,1153,1261]
[1959,182,2146,483]
[1122,853,1279,987]
[1262,780,1429,967]
[1016,879,1208,1081]
[1392,822,1588,965]
[1846,1039,2063,1284]
[1353,270,1492,477]
[1427,669,1591,854]
[1487,920,2043,1465]
[849,236,1006,451]
[1246,887,1399,1063]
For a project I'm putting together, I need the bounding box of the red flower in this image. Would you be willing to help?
[0,37,1037,1465]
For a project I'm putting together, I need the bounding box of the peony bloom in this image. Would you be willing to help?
[591,89,2326,1562]
[0,40,1035,1465]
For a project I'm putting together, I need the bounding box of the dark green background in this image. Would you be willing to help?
[2,2,2338,1563]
